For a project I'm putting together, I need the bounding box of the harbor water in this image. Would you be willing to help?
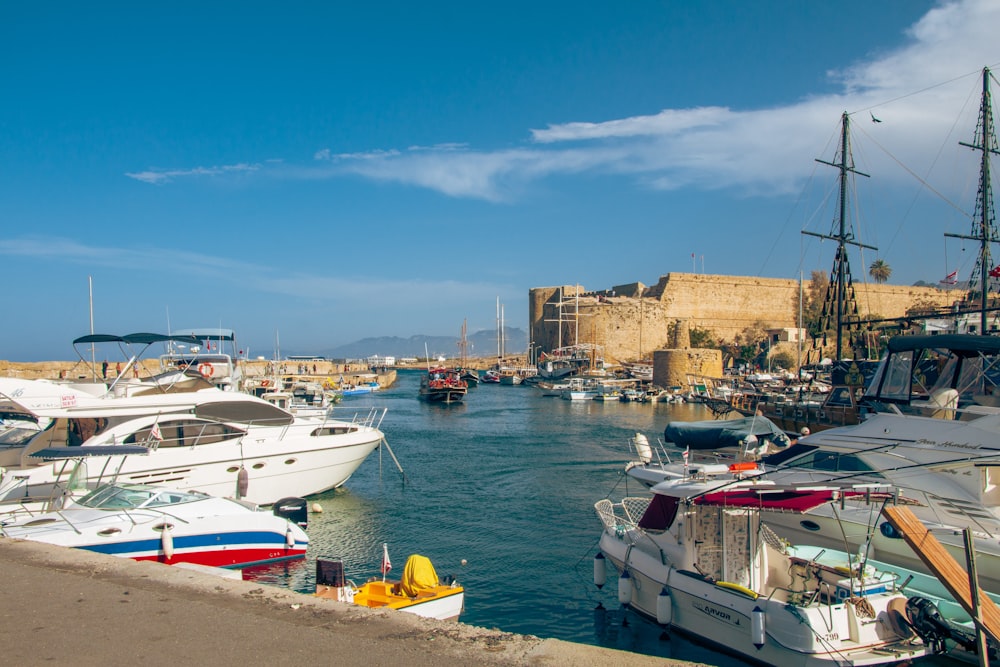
[243,372,773,664]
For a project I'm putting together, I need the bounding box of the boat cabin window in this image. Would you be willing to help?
[312,426,357,436]
[66,418,110,446]
[0,425,40,448]
[776,449,881,475]
[125,420,244,448]
[825,386,855,407]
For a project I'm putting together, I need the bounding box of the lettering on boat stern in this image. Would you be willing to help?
[693,600,742,626]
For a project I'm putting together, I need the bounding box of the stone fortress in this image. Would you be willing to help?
[529,272,957,382]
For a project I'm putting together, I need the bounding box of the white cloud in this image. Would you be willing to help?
[125,0,999,202]
[125,162,261,184]
[529,106,731,143]
[0,235,504,309]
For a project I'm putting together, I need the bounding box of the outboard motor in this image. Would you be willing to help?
[272,496,308,528]
[906,596,976,654]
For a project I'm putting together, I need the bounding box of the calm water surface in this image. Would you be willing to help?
[246,371,753,665]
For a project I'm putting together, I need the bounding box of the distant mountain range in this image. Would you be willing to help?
[304,328,528,360]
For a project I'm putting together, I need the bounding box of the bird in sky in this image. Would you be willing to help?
[871,111,883,123]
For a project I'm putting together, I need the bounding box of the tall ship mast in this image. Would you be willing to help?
[803,112,877,361]
[945,66,1000,334]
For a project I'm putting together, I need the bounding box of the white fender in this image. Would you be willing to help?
[656,587,672,625]
[751,605,766,649]
[593,552,606,588]
[634,433,652,463]
[286,526,295,549]
[161,526,174,560]
[617,570,632,606]
[237,466,249,498]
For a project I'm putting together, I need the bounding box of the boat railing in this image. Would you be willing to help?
[595,497,655,546]
[324,405,387,431]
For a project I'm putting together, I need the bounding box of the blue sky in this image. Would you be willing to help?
[2,1,998,360]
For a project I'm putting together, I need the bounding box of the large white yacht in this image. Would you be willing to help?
[0,376,385,506]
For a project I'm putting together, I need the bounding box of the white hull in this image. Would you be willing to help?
[598,532,925,667]
[398,591,465,621]
[2,486,308,568]
[0,427,381,506]
[0,379,385,506]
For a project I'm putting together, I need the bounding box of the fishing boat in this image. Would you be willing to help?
[315,548,464,621]
[729,361,877,435]
[1,471,309,569]
[0,375,387,506]
[418,368,468,403]
[594,467,930,666]
[555,377,599,401]
[453,319,480,387]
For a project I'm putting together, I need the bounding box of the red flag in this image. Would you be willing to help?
[991,266,1000,279]
[381,543,391,575]
[940,270,958,285]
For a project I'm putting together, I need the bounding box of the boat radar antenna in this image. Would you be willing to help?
[802,111,877,361]
[945,66,1000,335]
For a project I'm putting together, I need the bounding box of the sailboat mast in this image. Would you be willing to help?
[836,115,850,357]
[949,67,999,334]
[803,112,876,360]
[980,67,994,334]
[88,275,95,368]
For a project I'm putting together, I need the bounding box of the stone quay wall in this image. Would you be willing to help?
[529,272,957,364]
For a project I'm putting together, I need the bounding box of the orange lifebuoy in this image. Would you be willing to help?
[261,379,272,388]
[198,362,215,378]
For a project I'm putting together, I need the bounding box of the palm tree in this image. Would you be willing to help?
[869,259,891,284]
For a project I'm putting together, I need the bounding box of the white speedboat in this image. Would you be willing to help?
[0,376,386,506]
[595,470,930,666]
[1,481,308,569]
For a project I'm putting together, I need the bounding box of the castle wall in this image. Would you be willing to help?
[529,272,957,364]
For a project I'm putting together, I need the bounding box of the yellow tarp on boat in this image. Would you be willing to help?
[399,554,439,597]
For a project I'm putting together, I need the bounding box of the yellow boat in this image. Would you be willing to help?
[316,552,464,621]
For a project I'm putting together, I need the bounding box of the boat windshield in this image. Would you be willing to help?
[865,335,1000,409]
[767,448,882,476]
[77,484,206,509]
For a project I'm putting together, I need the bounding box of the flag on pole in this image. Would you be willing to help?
[381,543,391,577]
[940,270,958,285]
[150,422,163,442]
[991,266,1000,279]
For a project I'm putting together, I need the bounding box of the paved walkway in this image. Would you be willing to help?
[0,540,705,666]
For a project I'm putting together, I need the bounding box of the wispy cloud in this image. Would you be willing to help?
[0,236,503,309]
[125,0,999,201]
[125,162,261,184]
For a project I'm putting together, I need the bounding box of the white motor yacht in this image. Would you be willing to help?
[0,376,385,506]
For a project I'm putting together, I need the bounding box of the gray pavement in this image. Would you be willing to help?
[0,540,706,666]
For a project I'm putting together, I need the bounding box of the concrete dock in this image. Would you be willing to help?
[0,540,705,666]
